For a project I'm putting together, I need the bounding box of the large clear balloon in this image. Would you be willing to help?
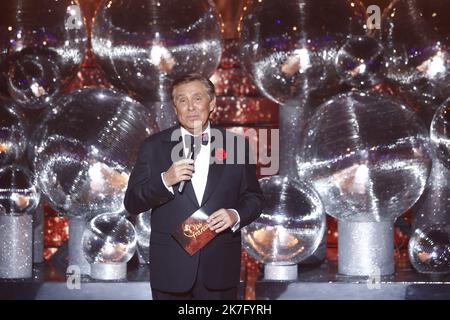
[0,0,87,108]
[91,0,222,101]
[6,49,62,108]
[31,88,159,218]
[393,80,448,128]
[411,159,450,235]
[379,0,449,86]
[410,99,450,272]
[0,98,27,165]
[430,97,450,170]
[409,223,450,274]
[242,175,325,264]
[82,213,137,264]
[0,165,40,216]
[335,35,385,89]
[378,0,449,125]
[298,91,431,222]
[240,0,366,104]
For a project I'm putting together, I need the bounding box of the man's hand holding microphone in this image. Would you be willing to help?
[162,158,195,188]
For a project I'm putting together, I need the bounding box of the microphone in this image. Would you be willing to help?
[178,140,196,193]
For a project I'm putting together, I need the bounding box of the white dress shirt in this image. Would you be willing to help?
[161,122,240,232]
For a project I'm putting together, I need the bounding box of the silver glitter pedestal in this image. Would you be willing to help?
[90,263,127,280]
[264,263,298,281]
[338,220,394,276]
[69,217,90,275]
[33,202,44,264]
[0,215,33,279]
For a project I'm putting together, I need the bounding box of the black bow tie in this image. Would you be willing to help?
[184,133,209,149]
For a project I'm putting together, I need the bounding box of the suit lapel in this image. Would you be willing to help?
[184,180,200,207]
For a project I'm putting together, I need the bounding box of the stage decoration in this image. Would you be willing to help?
[82,213,137,280]
[210,38,279,128]
[335,35,385,89]
[31,87,158,219]
[377,0,449,126]
[0,165,40,216]
[30,87,157,275]
[430,97,450,170]
[379,0,449,89]
[0,0,87,108]
[135,210,151,265]
[239,0,366,269]
[0,98,27,166]
[410,160,450,275]
[412,99,450,233]
[409,224,450,275]
[298,91,431,275]
[409,98,450,275]
[0,165,40,279]
[242,175,325,280]
[33,201,45,264]
[91,0,223,129]
[240,0,366,104]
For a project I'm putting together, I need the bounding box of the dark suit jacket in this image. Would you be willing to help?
[124,124,263,292]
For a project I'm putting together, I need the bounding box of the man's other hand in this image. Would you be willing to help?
[207,209,239,233]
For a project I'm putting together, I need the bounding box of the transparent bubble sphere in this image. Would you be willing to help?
[430,97,450,170]
[240,0,366,104]
[92,0,222,101]
[242,175,325,264]
[82,213,137,264]
[0,0,87,107]
[31,88,159,218]
[409,224,450,274]
[0,98,27,165]
[298,91,431,222]
[335,36,385,88]
[0,165,40,216]
[380,0,449,87]
[378,0,449,127]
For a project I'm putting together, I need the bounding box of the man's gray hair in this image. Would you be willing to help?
[171,73,216,101]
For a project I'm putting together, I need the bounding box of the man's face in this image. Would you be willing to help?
[172,80,215,134]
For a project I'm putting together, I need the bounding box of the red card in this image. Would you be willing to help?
[172,208,217,256]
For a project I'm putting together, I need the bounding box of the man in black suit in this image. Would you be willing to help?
[124,73,263,300]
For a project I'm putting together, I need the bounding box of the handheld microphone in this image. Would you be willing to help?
[178,146,195,193]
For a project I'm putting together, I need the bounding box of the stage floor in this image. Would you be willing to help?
[1,249,449,300]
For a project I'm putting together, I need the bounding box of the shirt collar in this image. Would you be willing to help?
[180,122,211,149]
[180,121,210,139]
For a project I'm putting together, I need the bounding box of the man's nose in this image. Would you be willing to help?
[187,99,195,110]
